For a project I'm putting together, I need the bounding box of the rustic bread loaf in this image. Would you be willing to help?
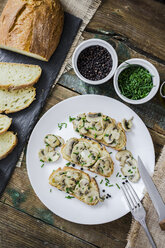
[0,62,42,89]
[0,131,17,160]
[0,114,12,134]
[49,167,102,205]
[0,87,36,114]
[0,0,64,61]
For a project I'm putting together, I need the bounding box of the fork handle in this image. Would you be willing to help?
[140,220,157,248]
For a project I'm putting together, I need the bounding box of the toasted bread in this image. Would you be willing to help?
[72,113,126,150]
[49,167,101,205]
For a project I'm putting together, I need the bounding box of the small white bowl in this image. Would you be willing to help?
[113,58,160,104]
[72,39,118,85]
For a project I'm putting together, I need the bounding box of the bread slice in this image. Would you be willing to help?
[0,131,17,160]
[61,138,114,177]
[0,62,42,89]
[0,87,36,114]
[0,114,12,134]
[49,167,101,205]
[72,113,126,151]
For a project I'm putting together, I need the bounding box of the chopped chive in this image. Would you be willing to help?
[41,163,44,168]
[66,162,71,166]
[100,179,103,184]
[75,128,79,132]
[109,184,114,187]
[116,172,119,177]
[90,197,93,202]
[48,158,52,162]
[50,189,52,192]
[69,116,76,122]
[65,196,75,199]
[109,152,112,154]
[104,134,109,137]
[94,133,97,139]
[116,183,120,189]
[40,159,44,162]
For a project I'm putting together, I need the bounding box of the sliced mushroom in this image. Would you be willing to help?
[87,121,104,140]
[64,138,79,157]
[44,134,60,148]
[91,156,113,175]
[103,123,121,145]
[122,117,133,132]
[86,112,102,123]
[115,150,132,166]
[71,142,98,166]
[38,149,47,162]
[128,170,140,183]
[39,146,60,162]
[77,120,88,134]
[56,136,65,146]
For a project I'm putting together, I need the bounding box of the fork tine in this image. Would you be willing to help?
[126,181,141,206]
[122,182,135,209]
[125,182,138,207]
[121,185,133,211]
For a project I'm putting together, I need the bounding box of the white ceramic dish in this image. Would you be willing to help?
[26,95,155,225]
[72,39,118,85]
[113,58,160,104]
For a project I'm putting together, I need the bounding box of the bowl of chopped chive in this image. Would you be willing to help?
[113,58,160,104]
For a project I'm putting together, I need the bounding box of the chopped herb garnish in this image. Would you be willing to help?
[109,152,112,154]
[132,167,136,169]
[88,153,92,158]
[94,175,97,178]
[41,163,44,168]
[50,189,52,192]
[75,128,79,132]
[94,133,97,139]
[104,134,109,137]
[90,197,93,202]
[48,158,52,162]
[40,159,44,163]
[100,179,103,184]
[66,162,71,166]
[69,116,76,122]
[108,184,114,187]
[119,175,122,177]
[73,152,79,155]
[65,196,75,199]
[118,65,153,100]
[116,172,119,177]
[116,183,120,189]
[105,178,110,183]
[58,122,67,130]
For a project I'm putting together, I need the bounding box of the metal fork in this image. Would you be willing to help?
[122,181,156,248]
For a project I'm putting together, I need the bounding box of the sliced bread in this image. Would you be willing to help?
[0,62,42,89]
[0,114,12,134]
[0,87,36,114]
[0,131,17,160]
[49,167,101,205]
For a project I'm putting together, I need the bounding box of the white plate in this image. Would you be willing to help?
[26,95,155,225]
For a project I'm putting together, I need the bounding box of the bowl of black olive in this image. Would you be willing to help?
[72,39,118,85]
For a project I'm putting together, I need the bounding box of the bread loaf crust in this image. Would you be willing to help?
[0,0,64,61]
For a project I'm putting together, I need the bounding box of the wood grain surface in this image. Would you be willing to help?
[0,0,165,247]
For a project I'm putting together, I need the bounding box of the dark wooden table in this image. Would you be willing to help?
[0,0,165,247]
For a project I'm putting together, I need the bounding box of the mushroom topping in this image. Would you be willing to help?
[76,120,88,134]
[116,149,140,183]
[44,134,60,148]
[122,117,133,132]
[103,123,121,146]
[64,138,79,157]
[115,150,132,166]
[71,142,98,166]
[86,112,102,123]
[56,136,65,146]
[38,146,60,162]
[91,156,113,175]
[87,121,104,140]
